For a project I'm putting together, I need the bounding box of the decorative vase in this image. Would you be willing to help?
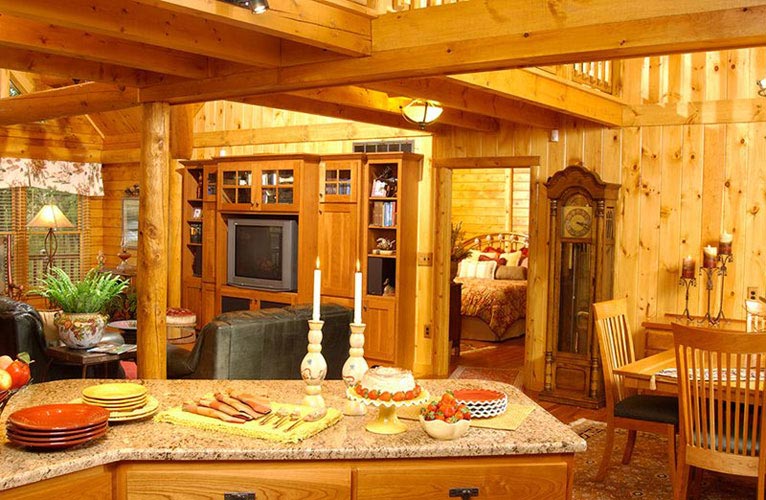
[55,312,108,349]
[450,260,459,282]
[38,309,62,347]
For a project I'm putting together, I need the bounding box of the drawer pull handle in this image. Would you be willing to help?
[449,487,479,499]
[224,493,255,500]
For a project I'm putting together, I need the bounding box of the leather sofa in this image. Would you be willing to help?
[167,303,353,380]
[0,297,124,381]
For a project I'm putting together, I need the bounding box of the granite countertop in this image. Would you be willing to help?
[0,379,585,491]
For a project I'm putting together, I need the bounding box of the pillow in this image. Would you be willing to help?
[500,250,522,266]
[482,246,504,254]
[495,265,527,280]
[468,249,501,261]
[475,260,497,279]
[457,259,478,278]
[479,254,508,266]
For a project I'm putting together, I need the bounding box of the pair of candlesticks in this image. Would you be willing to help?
[678,252,733,325]
[300,320,368,416]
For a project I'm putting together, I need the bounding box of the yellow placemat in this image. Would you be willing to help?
[154,402,342,444]
[398,404,535,431]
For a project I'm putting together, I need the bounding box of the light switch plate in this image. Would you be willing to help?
[417,252,433,267]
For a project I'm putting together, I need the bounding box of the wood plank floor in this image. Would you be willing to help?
[450,337,608,424]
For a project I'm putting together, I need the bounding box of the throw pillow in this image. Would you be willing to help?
[495,265,527,280]
[457,259,478,278]
[479,254,508,266]
[500,250,522,266]
[475,260,497,279]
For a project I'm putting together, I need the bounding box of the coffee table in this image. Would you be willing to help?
[44,345,137,380]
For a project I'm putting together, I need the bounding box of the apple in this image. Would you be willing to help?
[0,368,11,391]
[0,355,12,371]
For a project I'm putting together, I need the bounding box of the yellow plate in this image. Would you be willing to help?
[82,383,147,401]
[70,395,159,422]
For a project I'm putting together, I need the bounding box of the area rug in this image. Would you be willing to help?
[570,419,758,499]
[459,341,497,355]
[449,365,523,388]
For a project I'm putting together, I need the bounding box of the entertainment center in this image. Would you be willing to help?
[181,152,422,368]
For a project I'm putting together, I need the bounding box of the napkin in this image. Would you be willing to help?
[154,402,342,444]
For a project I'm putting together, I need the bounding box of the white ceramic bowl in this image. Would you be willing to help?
[419,415,470,440]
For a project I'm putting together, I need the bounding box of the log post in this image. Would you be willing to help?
[137,102,170,379]
[431,167,452,377]
[0,70,9,98]
[166,160,182,308]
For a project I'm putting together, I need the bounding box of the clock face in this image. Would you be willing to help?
[562,206,593,239]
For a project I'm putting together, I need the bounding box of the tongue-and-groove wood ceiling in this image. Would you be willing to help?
[1,0,766,136]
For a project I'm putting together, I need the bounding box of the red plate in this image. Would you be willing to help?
[7,421,108,437]
[452,389,505,403]
[7,432,106,450]
[7,426,107,444]
[8,404,109,431]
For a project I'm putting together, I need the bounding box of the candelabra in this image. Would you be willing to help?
[678,275,697,321]
[699,266,718,325]
[341,322,369,416]
[714,254,733,322]
[300,320,327,408]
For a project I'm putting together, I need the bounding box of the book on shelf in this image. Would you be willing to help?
[371,201,397,227]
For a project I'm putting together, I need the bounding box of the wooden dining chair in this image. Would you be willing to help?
[671,323,766,499]
[593,299,678,491]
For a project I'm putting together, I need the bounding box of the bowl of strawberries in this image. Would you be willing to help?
[419,391,471,440]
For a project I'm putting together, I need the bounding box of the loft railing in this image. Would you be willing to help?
[538,61,618,95]
[373,0,463,12]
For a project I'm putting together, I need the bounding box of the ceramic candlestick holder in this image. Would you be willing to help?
[341,322,369,416]
[678,276,697,321]
[714,254,733,322]
[699,266,718,325]
[300,319,327,408]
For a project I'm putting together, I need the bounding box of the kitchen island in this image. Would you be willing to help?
[0,379,585,499]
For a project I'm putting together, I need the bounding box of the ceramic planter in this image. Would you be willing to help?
[55,312,107,349]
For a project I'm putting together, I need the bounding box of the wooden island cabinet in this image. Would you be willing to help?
[1,380,584,500]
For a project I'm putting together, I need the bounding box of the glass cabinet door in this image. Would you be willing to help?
[557,242,592,355]
[321,160,358,203]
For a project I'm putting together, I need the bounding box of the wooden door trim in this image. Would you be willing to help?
[432,155,541,377]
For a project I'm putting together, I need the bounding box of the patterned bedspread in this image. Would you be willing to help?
[455,278,527,340]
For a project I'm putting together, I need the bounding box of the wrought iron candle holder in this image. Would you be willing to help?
[699,266,718,325]
[341,322,369,416]
[714,254,734,322]
[300,319,327,408]
[678,276,697,321]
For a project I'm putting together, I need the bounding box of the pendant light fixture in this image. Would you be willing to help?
[401,99,443,129]
[217,0,269,14]
[757,78,766,97]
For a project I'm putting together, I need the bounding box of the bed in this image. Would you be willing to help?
[454,232,528,342]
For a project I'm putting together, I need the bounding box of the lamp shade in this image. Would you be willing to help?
[28,204,74,229]
[401,99,443,129]
[758,78,766,97]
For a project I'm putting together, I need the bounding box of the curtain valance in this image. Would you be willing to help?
[0,157,104,196]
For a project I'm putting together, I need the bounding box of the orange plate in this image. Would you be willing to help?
[7,425,107,444]
[8,404,109,431]
[452,389,505,403]
[7,421,108,437]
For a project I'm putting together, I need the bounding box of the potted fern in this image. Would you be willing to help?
[34,268,128,349]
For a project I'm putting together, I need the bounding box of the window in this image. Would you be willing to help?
[0,188,89,294]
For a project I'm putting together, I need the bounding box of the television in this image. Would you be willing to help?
[227,218,298,291]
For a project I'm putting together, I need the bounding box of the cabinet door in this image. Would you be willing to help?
[318,203,359,298]
[321,159,359,204]
[181,284,202,328]
[257,160,300,212]
[363,296,396,363]
[218,162,254,211]
[203,165,217,202]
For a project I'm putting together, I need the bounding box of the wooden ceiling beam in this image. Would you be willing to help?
[286,86,499,132]
[624,98,766,126]
[0,82,139,126]
[366,77,561,129]
[0,14,211,79]
[0,0,281,68]
[449,70,625,127]
[238,94,449,133]
[0,47,176,87]
[140,1,766,103]
[133,0,372,57]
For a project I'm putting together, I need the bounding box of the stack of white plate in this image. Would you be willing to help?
[453,389,508,418]
[78,383,159,422]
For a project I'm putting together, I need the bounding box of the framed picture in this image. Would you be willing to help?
[371,179,387,197]
[191,207,202,219]
[121,198,139,249]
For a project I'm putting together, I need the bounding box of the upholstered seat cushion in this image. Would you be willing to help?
[615,394,679,425]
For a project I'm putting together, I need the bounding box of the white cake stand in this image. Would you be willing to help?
[347,387,430,435]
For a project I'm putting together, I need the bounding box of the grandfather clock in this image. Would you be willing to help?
[540,165,619,408]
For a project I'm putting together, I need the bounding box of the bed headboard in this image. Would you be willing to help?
[457,232,529,256]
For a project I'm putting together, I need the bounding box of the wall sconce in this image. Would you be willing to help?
[401,99,443,129]
[217,0,269,13]
[757,78,766,97]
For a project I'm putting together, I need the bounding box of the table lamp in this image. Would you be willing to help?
[28,203,74,275]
